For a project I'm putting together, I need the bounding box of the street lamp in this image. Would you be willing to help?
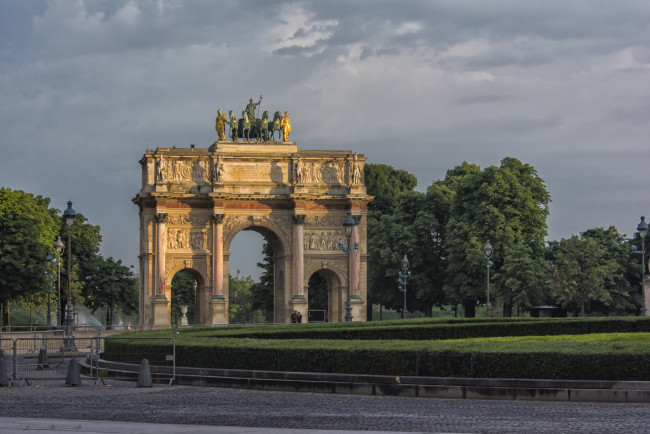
[637,216,648,316]
[54,236,64,328]
[484,240,494,317]
[193,280,198,325]
[63,201,77,348]
[45,255,55,330]
[338,211,358,322]
[398,255,411,319]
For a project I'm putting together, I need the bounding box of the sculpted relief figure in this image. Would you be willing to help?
[213,155,225,183]
[294,157,304,184]
[215,109,229,141]
[190,231,205,251]
[156,157,166,183]
[280,111,291,142]
[351,153,362,185]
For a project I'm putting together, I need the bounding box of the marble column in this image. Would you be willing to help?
[293,215,306,298]
[212,214,225,299]
[154,213,168,298]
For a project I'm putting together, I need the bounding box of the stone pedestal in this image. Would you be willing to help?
[350,297,364,322]
[210,298,228,325]
[152,296,169,326]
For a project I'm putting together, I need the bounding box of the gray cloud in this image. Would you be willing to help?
[1,0,649,278]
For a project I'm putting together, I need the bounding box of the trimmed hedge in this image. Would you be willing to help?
[103,330,650,381]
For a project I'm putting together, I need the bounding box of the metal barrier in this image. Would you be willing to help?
[12,337,95,385]
[0,336,175,387]
[91,336,175,386]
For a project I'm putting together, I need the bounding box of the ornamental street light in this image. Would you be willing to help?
[54,236,64,328]
[45,255,55,330]
[338,211,358,322]
[398,254,411,319]
[193,280,198,325]
[63,201,77,349]
[484,240,494,317]
[637,216,648,316]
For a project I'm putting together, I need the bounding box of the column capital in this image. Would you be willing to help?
[212,214,225,224]
[154,213,168,223]
[292,214,306,225]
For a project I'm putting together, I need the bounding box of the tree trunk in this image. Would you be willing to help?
[2,301,9,331]
[503,303,512,317]
[463,300,476,318]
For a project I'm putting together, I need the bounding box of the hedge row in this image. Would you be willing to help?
[189,317,650,341]
[103,337,650,381]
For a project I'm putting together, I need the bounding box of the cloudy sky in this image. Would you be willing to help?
[1,0,649,278]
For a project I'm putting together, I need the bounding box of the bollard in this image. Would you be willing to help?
[37,346,50,370]
[66,358,81,386]
[0,358,8,387]
[137,359,153,388]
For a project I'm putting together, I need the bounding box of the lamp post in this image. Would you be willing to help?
[398,254,411,319]
[484,240,494,317]
[338,211,358,322]
[45,255,55,330]
[637,216,648,316]
[63,201,77,348]
[54,236,64,328]
[193,280,198,325]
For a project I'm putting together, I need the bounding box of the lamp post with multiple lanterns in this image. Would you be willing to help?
[54,236,64,328]
[63,201,77,347]
[484,240,494,317]
[636,217,648,316]
[398,254,411,319]
[338,211,358,322]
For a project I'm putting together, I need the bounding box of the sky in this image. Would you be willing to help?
[1,0,649,279]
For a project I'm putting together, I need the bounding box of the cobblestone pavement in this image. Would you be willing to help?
[1,383,649,433]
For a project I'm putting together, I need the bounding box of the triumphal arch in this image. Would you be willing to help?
[134,139,371,326]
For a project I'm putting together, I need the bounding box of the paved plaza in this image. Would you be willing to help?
[1,383,649,433]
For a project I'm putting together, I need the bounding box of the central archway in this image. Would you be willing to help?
[134,142,372,326]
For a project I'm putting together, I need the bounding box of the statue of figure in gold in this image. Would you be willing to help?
[215,109,229,141]
[280,111,291,142]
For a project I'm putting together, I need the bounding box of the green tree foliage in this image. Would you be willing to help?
[171,270,197,325]
[365,164,418,317]
[82,256,137,328]
[58,212,102,307]
[250,241,274,322]
[444,158,550,317]
[364,164,417,214]
[229,273,266,324]
[0,188,58,326]
[549,235,614,316]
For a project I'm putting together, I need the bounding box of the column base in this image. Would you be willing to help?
[210,298,228,325]
[152,297,169,326]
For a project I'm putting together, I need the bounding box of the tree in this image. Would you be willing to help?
[0,188,58,327]
[549,235,613,316]
[365,164,418,318]
[250,241,274,322]
[82,256,137,328]
[443,158,550,317]
[229,274,265,324]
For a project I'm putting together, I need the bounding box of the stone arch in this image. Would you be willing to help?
[305,267,342,323]
[167,267,204,325]
[134,142,371,327]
